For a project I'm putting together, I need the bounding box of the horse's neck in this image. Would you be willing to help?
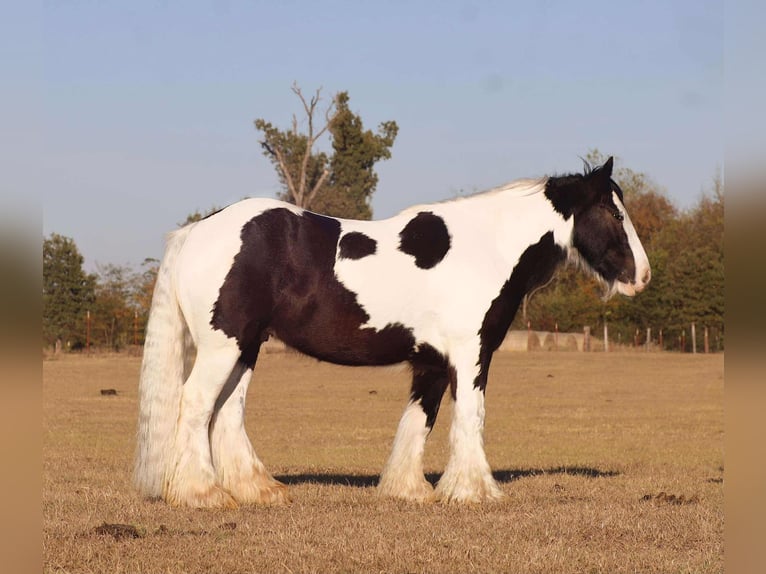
[392,186,572,267]
[469,188,571,246]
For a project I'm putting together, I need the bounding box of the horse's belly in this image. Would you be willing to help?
[272,317,416,367]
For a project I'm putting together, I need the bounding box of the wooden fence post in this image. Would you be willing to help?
[691,322,697,354]
[583,326,591,352]
[704,326,709,354]
[86,310,91,356]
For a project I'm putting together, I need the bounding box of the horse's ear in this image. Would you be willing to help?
[602,156,614,177]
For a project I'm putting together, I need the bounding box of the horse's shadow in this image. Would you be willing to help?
[275,466,619,489]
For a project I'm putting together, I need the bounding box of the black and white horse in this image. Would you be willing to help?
[134,157,650,507]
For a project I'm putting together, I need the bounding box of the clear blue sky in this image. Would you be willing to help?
[11,1,731,270]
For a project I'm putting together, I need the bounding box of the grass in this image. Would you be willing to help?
[43,350,723,573]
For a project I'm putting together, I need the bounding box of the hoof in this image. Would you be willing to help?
[434,475,504,503]
[377,475,435,503]
[165,482,238,509]
[225,475,291,506]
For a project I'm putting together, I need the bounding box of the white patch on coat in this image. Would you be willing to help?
[334,180,572,358]
[613,192,651,295]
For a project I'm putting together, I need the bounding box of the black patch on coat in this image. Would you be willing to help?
[408,344,456,429]
[543,174,587,220]
[338,232,377,260]
[211,208,416,367]
[542,158,635,287]
[474,232,567,391]
[398,212,451,269]
[543,158,617,220]
[572,195,635,285]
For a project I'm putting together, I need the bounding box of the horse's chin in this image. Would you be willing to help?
[614,281,638,297]
[598,280,633,301]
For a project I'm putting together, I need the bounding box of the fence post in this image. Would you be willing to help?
[603,322,609,353]
[646,327,651,351]
[583,326,591,352]
[554,322,559,351]
[86,310,91,356]
[691,322,697,354]
[704,326,709,354]
[659,328,663,350]
[526,320,531,351]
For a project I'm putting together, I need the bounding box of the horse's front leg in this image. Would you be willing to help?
[378,362,450,502]
[435,348,503,503]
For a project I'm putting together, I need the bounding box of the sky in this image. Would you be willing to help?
[4,1,737,271]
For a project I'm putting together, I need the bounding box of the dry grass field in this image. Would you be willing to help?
[43,350,723,573]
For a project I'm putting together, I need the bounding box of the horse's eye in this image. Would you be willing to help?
[601,202,624,222]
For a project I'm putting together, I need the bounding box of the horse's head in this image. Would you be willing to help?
[546,157,651,298]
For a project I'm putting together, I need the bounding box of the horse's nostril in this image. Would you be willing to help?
[642,269,651,285]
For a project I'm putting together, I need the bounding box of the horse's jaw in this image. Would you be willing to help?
[614,280,648,297]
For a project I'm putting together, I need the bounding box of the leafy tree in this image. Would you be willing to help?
[42,234,96,349]
[311,92,399,219]
[255,84,398,219]
[91,264,145,350]
[255,84,333,210]
[645,174,724,349]
[86,260,162,350]
[134,258,159,320]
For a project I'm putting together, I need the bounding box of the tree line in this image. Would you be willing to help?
[42,87,723,353]
[43,235,157,351]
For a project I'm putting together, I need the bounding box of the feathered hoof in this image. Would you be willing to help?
[165,482,239,509]
[377,474,436,503]
[227,477,291,506]
[434,475,505,504]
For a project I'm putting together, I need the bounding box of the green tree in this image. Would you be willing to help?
[91,260,166,350]
[42,234,96,349]
[311,92,399,219]
[135,258,159,316]
[644,174,724,350]
[91,264,138,350]
[255,84,398,219]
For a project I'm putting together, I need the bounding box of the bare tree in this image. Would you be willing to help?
[255,83,338,209]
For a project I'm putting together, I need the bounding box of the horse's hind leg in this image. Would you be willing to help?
[164,343,241,508]
[378,359,450,502]
[209,348,289,505]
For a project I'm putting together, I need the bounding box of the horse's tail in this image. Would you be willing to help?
[134,224,195,499]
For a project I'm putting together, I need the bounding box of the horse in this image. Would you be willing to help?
[134,157,650,508]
